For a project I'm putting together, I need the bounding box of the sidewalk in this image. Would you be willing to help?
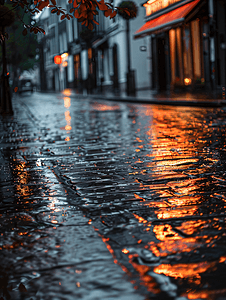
[67,88,226,107]
[0,95,144,300]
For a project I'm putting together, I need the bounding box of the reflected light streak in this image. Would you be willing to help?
[154,260,218,281]
[187,289,226,300]
[91,102,120,111]
[14,160,31,197]
[47,197,64,214]
[134,193,145,201]
[133,213,148,224]
[156,206,198,219]
[167,195,201,206]
[129,258,161,294]
[64,97,71,108]
[153,224,181,241]
[176,219,208,235]
[148,234,216,257]
[62,107,72,141]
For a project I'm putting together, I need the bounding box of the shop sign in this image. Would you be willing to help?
[144,0,181,16]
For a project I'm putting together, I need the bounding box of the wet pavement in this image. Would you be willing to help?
[1,90,226,300]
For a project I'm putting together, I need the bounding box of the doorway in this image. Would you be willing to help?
[113,44,119,90]
[157,37,167,90]
[74,54,81,89]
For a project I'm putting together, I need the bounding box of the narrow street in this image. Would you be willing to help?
[1,90,226,300]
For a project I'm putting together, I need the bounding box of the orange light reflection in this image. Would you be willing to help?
[14,160,31,197]
[62,89,72,96]
[64,97,71,108]
[148,235,216,258]
[91,102,120,111]
[153,224,181,241]
[156,206,198,220]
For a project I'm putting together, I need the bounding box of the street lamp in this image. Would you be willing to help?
[118,1,138,96]
[0,3,15,115]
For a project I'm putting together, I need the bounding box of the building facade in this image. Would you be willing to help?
[38,0,150,94]
[134,0,225,96]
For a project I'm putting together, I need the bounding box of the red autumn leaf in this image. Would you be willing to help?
[51,8,57,13]
[70,8,74,13]
[87,11,93,20]
[81,20,88,26]
[68,0,72,3]
[79,3,87,12]
[80,11,88,18]
[88,22,94,30]
[125,8,130,16]
[91,3,96,10]
[110,10,116,19]
[97,0,108,10]
[61,14,66,20]
[74,9,80,18]
[104,8,112,17]
[98,3,108,10]
[57,10,61,15]
[38,1,48,10]
[73,1,79,7]
[38,27,45,33]
[93,19,99,25]
[22,28,27,36]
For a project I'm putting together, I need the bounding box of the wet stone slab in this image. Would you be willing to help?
[1,92,226,299]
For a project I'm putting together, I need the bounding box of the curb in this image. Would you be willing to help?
[69,93,225,107]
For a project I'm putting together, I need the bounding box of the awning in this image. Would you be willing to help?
[134,0,201,39]
[92,36,108,49]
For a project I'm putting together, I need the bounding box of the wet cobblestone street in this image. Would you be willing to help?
[1,91,226,300]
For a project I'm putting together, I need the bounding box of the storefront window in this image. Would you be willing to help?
[169,29,176,85]
[191,19,202,83]
[169,28,183,86]
[169,20,204,89]
[176,28,183,85]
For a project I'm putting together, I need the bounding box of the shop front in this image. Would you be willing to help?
[134,0,210,93]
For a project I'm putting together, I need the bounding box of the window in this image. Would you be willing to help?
[191,19,202,83]
[183,24,193,84]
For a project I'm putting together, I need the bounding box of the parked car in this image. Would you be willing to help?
[18,79,33,94]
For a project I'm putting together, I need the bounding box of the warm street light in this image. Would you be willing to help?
[54,55,62,65]
[62,61,68,67]
[61,52,68,59]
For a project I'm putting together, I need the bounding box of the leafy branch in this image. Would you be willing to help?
[1,0,132,35]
